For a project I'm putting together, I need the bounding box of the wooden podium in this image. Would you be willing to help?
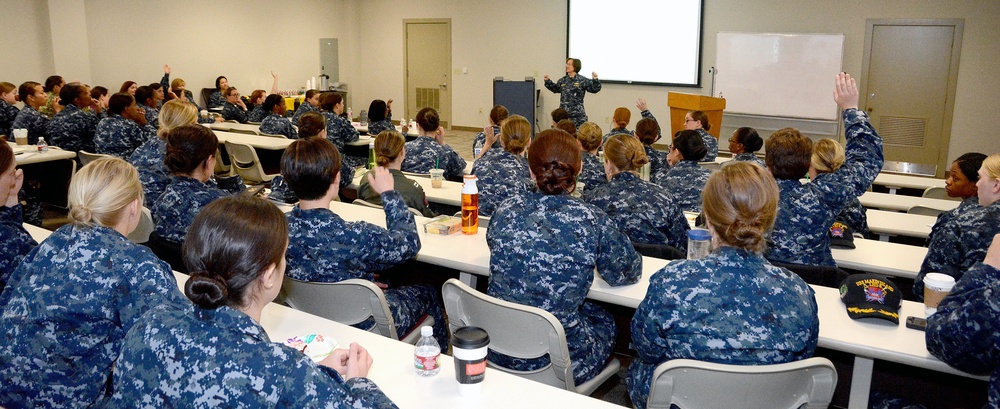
[667,92,726,139]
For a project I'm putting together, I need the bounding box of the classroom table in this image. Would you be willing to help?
[210,122,264,134]
[830,238,926,279]
[11,143,77,208]
[20,225,619,409]
[866,208,936,240]
[873,173,946,194]
[352,123,419,137]
[859,191,959,212]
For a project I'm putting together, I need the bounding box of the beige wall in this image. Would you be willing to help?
[2,0,997,161]
[49,0,92,82]
[350,0,1000,163]
[0,0,56,86]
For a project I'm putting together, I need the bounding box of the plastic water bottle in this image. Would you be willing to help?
[36,137,49,152]
[461,175,479,235]
[368,139,376,169]
[347,107,353,121]
[414,326,441,376]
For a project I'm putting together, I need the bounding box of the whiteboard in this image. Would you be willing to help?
[714,32,845,120]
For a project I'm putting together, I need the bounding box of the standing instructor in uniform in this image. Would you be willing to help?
[544,58,601,128]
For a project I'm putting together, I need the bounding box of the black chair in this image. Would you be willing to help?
[200,88,215,108]
[145,232,187,273]
[768,260,849,288]
[632,242,686,260]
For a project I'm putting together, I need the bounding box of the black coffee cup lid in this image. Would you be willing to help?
[452,326,489,349]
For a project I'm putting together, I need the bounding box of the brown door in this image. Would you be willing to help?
[405,20,451,128]
[861,20,963,177]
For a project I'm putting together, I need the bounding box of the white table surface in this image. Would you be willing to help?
[10,143,77,165]
[873,173,946,191]
[866,208,936,239]
[350,171,463,207]
[831,238,926,279]
[214,130,292,150]
[210,122,263,134]
[859,191,959,212]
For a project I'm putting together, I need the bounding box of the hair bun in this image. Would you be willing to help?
[69,206,94,225]
[536,160,575,195]
[184,272,230,309]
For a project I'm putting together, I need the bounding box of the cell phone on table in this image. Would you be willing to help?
[906,316,927,331]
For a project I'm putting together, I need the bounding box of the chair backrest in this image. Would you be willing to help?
[632,242,686,260]
[441,279,578,391]
[768,260,849,288]
[279,277,400,340]
[144,231,186,273]
[647,357,837,409]
[259,132,287,139]
[78,151,112,167]
[698,161,721,171]
[210,123,232,132]
[922,186,957,201]
[353,199,423,217]
[230,128,260,136]
[908,205,944,217]
[126,207,154,244]
[200,88,214,108]
[223,141,274,184]
[452,211,491,225]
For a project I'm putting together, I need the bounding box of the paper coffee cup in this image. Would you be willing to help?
[13,129,28,146]
[923,272,956,315]
[452,326,489,395]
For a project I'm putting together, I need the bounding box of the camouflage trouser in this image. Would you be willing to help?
[384,284,449,343]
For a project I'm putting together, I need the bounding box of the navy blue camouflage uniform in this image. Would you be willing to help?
[627,246,819,409]
[358,169,435,217]
[47,104,100,153]
[767,109,883,267]
[695,128,718,162]
[471,125,500,157]
[914,200,1000,298]
[0,204,37,291]
[95,114,156,159]
[837,198,871,239]
[926,261,1000,407]
[142,103,160,128]
[578,151,608,193]
[12,105,49,145]
[127,137,168,206]
[247,104,267,123]
[285,191,447,340]
[366,112,396,137]
[470,148,532,217]
[402,136,466,180]
[268,162,354,205]
[0,100,19,138]
[323,112,365,168]
[657,160,711,213]
[723,153,766,169]
[645,145,670,184]
[208,90,224,109]
[486,191,642,384]
[291,101,319,124]
[107,302,397,409]
[260,114,298,139]
[584,171,689,250]
[0,224,185,408]
[152,175,245,244]
[603,127,633,142]
[544,74,601,128]
[221,101,248,123]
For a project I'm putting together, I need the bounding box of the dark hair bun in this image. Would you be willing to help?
[535,160,576,195]
[184,272,230,309]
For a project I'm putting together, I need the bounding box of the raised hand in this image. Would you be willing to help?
[636,98,648,111]
[592,71,598,79]
[543,74,551,81]
[163,64,171,74]
[833,73,859,110]
[366,166,395,194]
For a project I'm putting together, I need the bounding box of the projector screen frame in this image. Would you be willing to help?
[565,0,705,88]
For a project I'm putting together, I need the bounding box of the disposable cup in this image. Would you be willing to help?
[923,272,956,315]
[452,326,489,395]
[430,169,444,188]
[13,129,28,146]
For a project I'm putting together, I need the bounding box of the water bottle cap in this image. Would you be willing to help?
[421,326,433,337]
[464,175,477,180]
[686,229,712,240]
